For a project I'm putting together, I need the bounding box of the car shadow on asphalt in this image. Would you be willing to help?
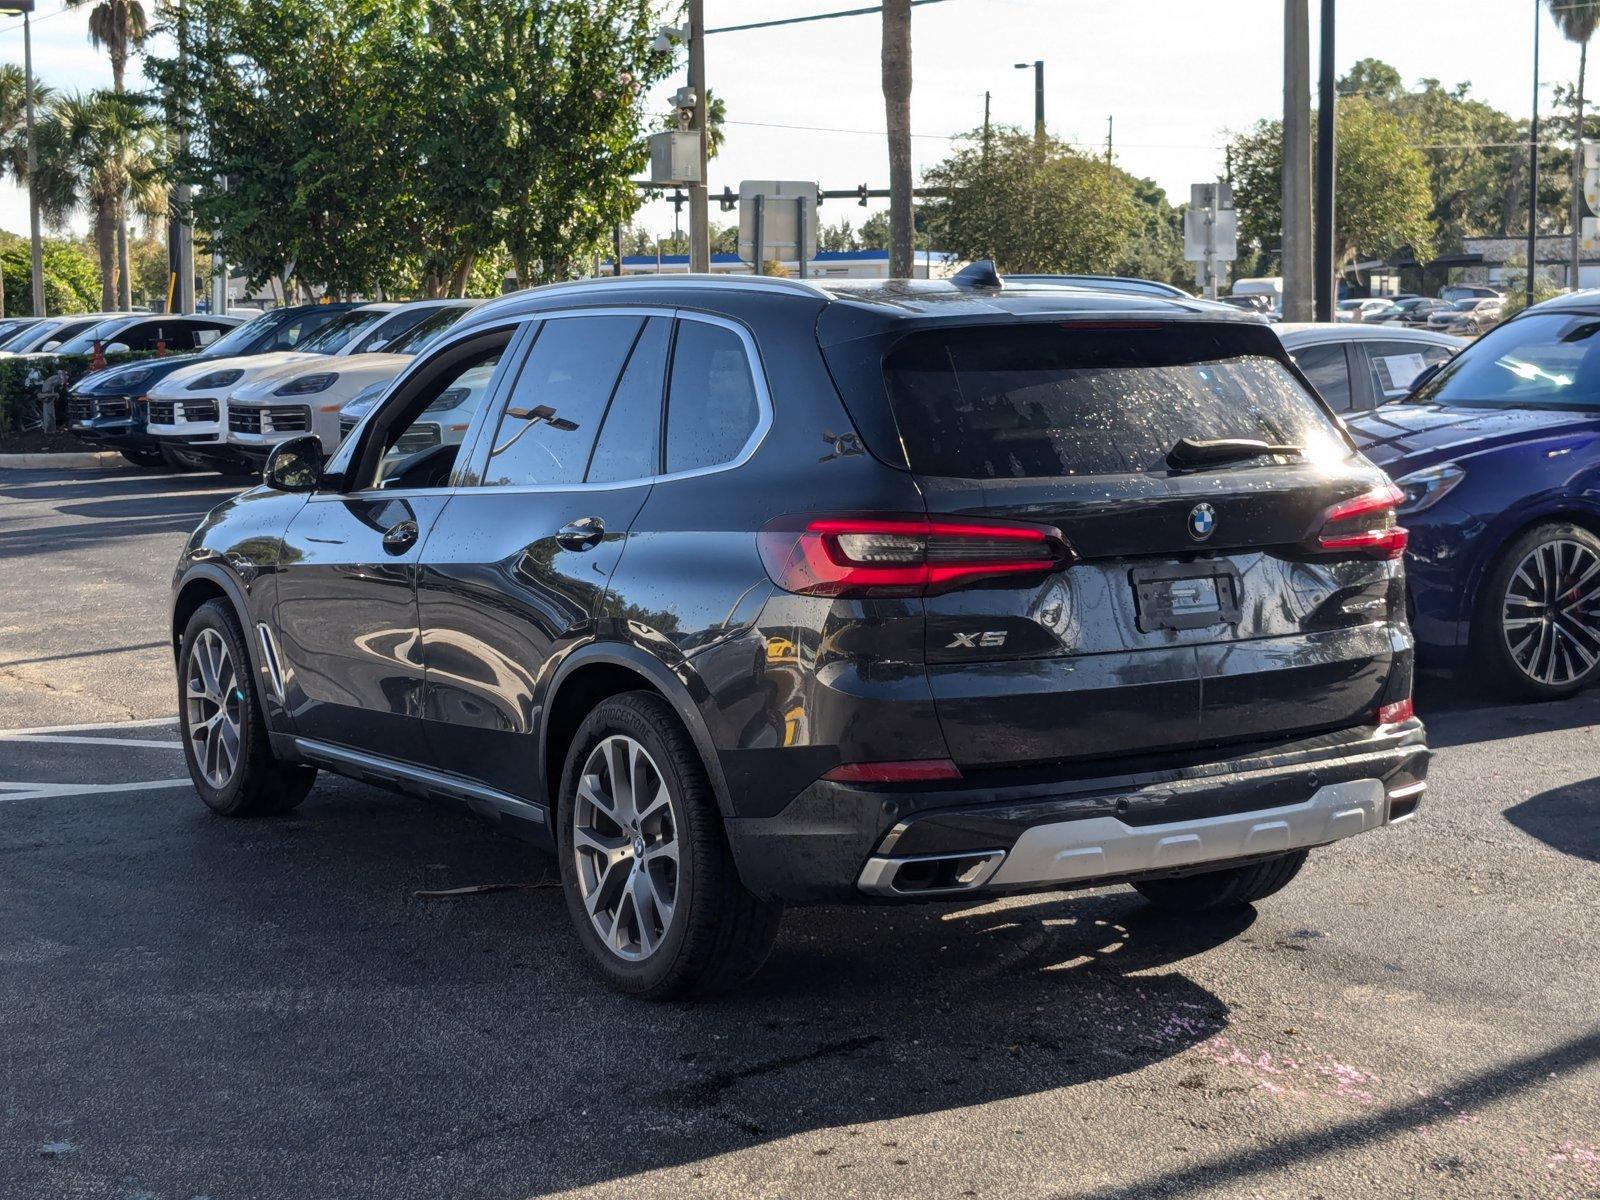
[1504,778,1600,863]
[4,778,1248,1197]
[1414,671,1600,749]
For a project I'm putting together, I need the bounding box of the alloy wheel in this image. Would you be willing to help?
[1501,538,1600,687]
[571,734,680,961]
[185,627,244,788]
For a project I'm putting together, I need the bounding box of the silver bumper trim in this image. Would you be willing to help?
[857,778,1388,895]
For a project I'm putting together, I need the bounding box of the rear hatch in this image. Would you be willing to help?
[826,318,1405,769]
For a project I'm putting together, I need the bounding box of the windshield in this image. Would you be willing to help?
[383,305,470,355]
[1409,313,1600,410]
[881,324,1347,478]
[55,319,135,355]
[197,312,289,358]
[10,318,90,352]
[296,308,391,355]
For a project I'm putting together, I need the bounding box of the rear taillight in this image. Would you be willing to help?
[1376,697,1414,725]
[1315,484,1408,560]
[758,514,1073,597]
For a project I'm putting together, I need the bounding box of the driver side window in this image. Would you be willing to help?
[374,350,504,490]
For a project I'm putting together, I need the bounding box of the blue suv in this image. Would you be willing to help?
[1349,291,1600,699]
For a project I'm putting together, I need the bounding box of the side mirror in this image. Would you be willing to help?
[104,342,130,355]
[263,435,325,492]
[41,340,60,351]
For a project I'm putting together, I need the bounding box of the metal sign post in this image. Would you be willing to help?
[1183,180,1236,300]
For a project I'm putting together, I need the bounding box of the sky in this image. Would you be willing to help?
[0,0,1581,246]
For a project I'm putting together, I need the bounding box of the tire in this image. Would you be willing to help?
[556,691,783,999]
[159,445,201,473]
[178,599,316,817]
[119,448,165,468]
[1133,850,1308,912]
[1471,522,1600,701]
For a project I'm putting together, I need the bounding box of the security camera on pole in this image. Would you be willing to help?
[1184,179,1237,300]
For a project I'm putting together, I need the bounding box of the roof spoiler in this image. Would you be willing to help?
[950,259,1003,290]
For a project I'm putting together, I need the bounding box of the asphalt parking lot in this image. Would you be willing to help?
[2,466,1598,1200]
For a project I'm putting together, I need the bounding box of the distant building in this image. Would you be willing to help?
[596,248,960,279]
[1454,235,1587,289]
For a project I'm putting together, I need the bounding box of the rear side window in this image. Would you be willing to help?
[883,324,1345,478]
[587,317,669,483]
[1364,340,1452,401]
[665,321,760,473]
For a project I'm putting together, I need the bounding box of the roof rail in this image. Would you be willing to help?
[515,273,834,302]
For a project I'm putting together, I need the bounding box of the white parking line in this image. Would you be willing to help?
[0,735,181,749]
[0,778,192,803]
[0,716,177,738]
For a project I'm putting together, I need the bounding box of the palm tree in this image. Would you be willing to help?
[41,91,166,310]
[1549,0,1600,290]
[66,0,149,308]
[881,0,912,278]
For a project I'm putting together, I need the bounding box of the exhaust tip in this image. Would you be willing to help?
[858,849,1005,897]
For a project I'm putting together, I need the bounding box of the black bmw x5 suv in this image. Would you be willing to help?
[171,269,1430,998]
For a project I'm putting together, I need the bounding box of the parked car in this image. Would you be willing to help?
[222,299,480,462]
[1428,296,1503,335]
[1232,276,1283,311]
[20,313,245,362]
[335,358,495,463]
[144,302,415,473]
[0,313,122,357]
[1370,297,1453,326]
[170,269,1428,998]
[1336,298,1393,323]
[1218,293,1273,315]
[1440,283,1503,304]
[0,316,43,349]
[1349,289,1600,699]
[1276,324,1467,413]
[69,305,353,469]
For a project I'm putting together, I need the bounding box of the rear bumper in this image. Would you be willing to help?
[724,719,1429,903]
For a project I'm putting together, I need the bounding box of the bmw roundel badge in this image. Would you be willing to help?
[1188,502,1216,542]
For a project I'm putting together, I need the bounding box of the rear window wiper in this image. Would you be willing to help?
[1167,436,1302,471]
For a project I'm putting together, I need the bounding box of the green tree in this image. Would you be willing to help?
[859,207,927,251]
[921,128,1143,273]
[1230,95,1434,272]
[37,91,167,310]
[818,218,859,252]
[0,66,49,316]
[0,239,100,314]
[65,0,149,308]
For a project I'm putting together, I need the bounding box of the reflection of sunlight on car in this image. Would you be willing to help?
[1498,356,1572,388]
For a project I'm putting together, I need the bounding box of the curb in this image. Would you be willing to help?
[0,451,122,469]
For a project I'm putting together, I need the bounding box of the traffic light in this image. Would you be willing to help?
[719,186,736,212]
[857,183,869,207]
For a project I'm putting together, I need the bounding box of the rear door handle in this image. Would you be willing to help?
[555,517,605,551]
[382,520,419,554]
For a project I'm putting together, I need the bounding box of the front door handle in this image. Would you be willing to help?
[382,520,419,554]
[555,517,605,551]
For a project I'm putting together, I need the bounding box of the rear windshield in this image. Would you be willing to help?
[882,324,1345,478]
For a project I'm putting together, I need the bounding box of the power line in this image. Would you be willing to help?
[708,0,954,36]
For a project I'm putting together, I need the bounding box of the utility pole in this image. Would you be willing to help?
[982,90,991,157]
[174,0,195,313]
[1527,0,1541,309]
[687,0,710,274]
[1015,60,1044,140]
[1313,0,1336,322]
[1105,115,1113,168]
[1282,0,1313,322]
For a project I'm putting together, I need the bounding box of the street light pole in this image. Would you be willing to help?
[0,2,45,316]
[687,0,710,274]
[1282,0,1313,323]
[1015,60,1044,139]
